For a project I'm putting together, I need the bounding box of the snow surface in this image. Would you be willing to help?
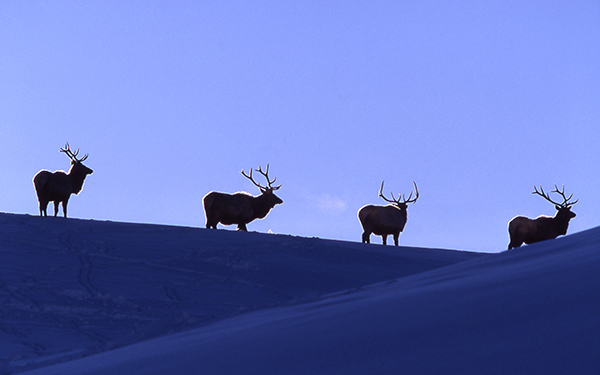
[1,213,598,374]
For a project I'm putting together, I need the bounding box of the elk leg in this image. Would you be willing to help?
[205,218,218,229]
[62,200,68,218]
[381,235,387,245]
[361,232,370,243]
[393,233,399,246]
[507,239,521,250]
[53,201,60,217]
[237,223,248,231]
[39,200,49,216]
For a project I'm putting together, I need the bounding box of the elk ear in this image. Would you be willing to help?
[555,205,561,210]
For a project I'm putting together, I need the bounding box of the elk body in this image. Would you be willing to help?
[358,181,419,246]
[33,143,93,218]
[507,185,577,250]
[203,165,282,231]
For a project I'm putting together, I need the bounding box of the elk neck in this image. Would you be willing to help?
[68,163,93,195]
[391,203,408,213]
[382,203,408,220]
[250,191,283,219]
[553,207,576,235]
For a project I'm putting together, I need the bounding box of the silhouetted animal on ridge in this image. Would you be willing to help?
[203,164,282,231]
[358,181,419,246]
[507,184,577,250]
[33,143,93,218]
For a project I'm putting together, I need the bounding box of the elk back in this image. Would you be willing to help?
[204,192,256,225]
[358,205,407,235]
[33,170,73,201]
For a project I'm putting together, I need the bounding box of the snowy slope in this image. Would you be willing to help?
[0,213,482,374]
[4,213,599,374]
[19,224,600,375]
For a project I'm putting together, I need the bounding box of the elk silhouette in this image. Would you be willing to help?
[33,143,93,218]
[507,184,577,250]
[203,164,283,231]
[358,181,419,246]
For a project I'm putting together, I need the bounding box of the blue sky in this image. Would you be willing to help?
[1,1,599,252]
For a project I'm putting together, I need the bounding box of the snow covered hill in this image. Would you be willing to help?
[0,213,481,374]
[1,213,598,374]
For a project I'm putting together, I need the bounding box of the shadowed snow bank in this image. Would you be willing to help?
[19,221,600,374]
[0,213,482,374]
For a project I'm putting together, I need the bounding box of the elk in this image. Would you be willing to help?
[507,184,578,250]
[33,143,93,218]
[358,181,419,246]
[203,164,283,231]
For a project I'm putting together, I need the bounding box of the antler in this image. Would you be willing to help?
[379,181,419,205]
[60,142,88,163]
[532,184,578,208]
[241,164,282,191]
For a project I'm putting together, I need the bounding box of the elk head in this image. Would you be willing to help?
[241,164,283,204]
[61,143,93,171]
[378,181,419,209]
[60,143,93,193]
[533,184,577,220]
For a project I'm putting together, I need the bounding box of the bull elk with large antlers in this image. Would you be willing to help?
[358,181,419,246]
[507,184,577,250]
[203,164,283,231]
[33,143,93,218]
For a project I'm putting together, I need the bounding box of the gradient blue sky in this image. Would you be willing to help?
[2,1,598,252]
